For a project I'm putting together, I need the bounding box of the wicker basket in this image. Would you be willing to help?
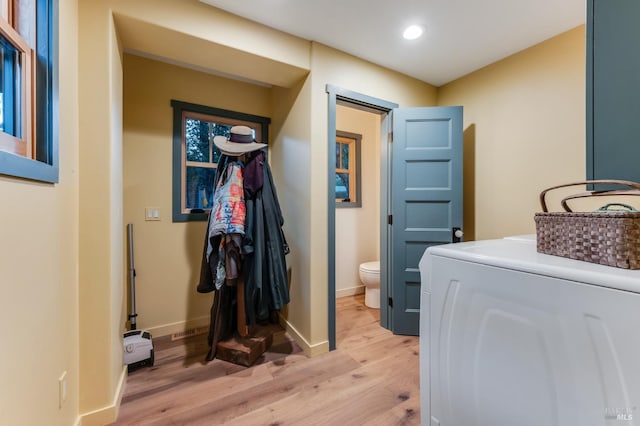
[534,180,640,269]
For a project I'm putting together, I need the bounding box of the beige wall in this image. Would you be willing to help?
[269,79,313,350]
[79,4,439,406]
[77,0,311,422]
[305,43,438,351]
[0,0,80,425]
[112,0,309,88]
[123,54,273,336]
[78,2,128,422]
[335,105,381,297]
[255,43,438,355]
[0,0,589,423]
[438,26,586,241]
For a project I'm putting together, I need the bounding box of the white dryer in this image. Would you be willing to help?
[419,237,640,425]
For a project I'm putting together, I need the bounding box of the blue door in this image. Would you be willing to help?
[390,106,463,335]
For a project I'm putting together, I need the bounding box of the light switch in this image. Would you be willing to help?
[145,207,161,221]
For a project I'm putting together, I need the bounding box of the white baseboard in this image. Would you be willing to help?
[144,315,210,338]
[278,314,329,357]
[336,285,365,298]
[78,365,127,426]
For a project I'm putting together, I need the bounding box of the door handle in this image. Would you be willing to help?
[453,227,463,243]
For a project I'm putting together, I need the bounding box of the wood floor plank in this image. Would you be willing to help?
[158,351,361,424]
[364,397,421,425]
[115,363,276,424]
[122,329,299,400]
[225,375,395,426]
[226,346,418,425]
[336,322,393,351]
[347,334,419,367]
[111,295,422,425]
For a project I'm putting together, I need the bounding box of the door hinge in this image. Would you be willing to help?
[389,131,393,143]
[388,297,393,307]
[388,214,393,225]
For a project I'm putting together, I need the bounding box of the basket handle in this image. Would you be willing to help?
[596,203,640,213]
[539,180,640,212]
[561,190,640,212]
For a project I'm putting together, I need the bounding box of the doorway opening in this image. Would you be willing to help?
[326,85,398,350]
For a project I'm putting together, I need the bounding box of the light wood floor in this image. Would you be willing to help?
[112,294,420,425]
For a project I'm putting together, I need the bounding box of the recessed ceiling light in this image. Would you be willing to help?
[403,25,423,40]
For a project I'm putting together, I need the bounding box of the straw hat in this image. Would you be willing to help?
[213,125,266,156]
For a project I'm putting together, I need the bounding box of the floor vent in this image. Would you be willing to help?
[171,326,208,341]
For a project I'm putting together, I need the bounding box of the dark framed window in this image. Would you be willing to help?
[335,130,361,208]
[0,0,58,183]
[171,100,270,222]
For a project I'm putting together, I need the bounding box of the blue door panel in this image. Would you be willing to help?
[391,106,463,335]
[406,119,452,148]
[406,160,452,189]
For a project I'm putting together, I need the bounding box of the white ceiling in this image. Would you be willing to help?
[200,0,585,87]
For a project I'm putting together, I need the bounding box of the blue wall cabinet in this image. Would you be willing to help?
[587,0,640,184]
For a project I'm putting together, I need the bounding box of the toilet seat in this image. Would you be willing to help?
[359,261,380,273]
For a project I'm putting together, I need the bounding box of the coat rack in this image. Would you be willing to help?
[200,146,290,367]
[214,276,276,366]
[212,153,274,367]
[236,278,249,337]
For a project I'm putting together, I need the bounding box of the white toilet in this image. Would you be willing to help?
[359,261,381,309]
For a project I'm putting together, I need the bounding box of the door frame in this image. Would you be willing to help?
[326,84,398,350]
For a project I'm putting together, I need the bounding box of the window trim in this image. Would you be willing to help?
[335,130,362,208]
[0,17,33,156]
[171,99,270,222]
[0,0,58,183]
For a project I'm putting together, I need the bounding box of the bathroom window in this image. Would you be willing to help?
[0,0,58,183]
[335,130,361,208]
[171,100,270,222]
